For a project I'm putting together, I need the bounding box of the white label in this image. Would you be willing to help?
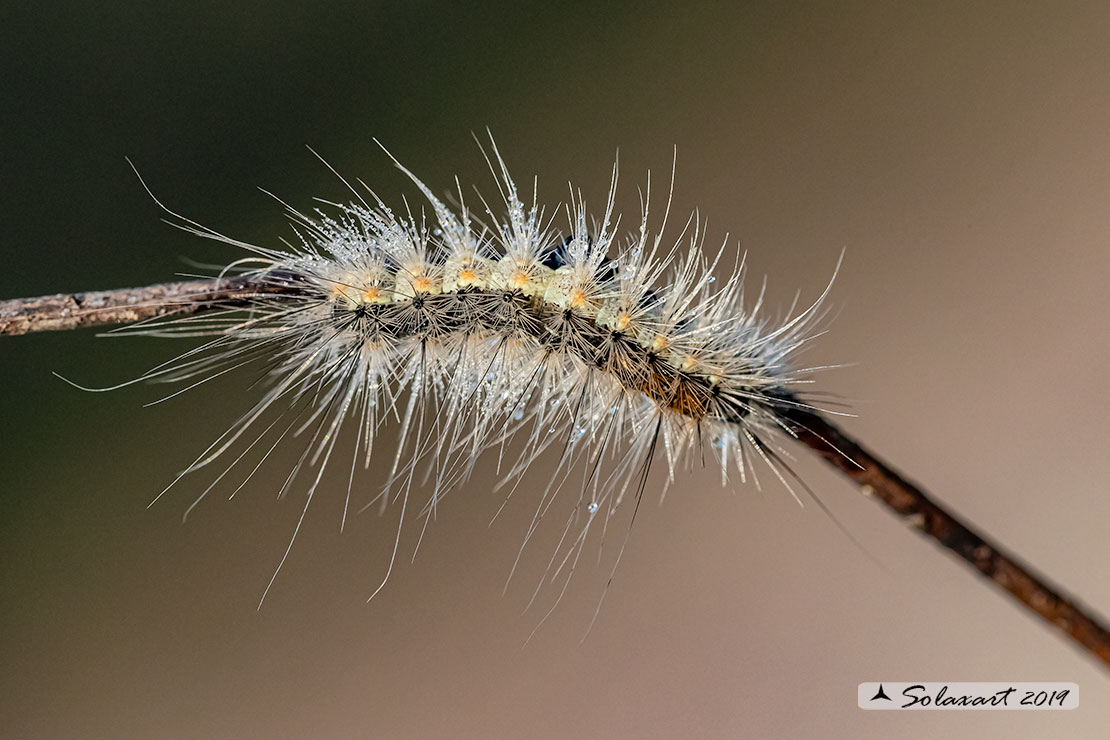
[858,682,1078,710]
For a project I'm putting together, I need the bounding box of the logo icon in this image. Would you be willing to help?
[870,684,892,702]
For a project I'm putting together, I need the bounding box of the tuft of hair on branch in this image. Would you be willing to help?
[113,134,841,618]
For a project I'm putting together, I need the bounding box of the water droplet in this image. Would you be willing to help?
[587,502,599,514]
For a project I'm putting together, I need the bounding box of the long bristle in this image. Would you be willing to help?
[115,135,839,612]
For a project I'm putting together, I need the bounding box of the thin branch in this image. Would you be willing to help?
[3,277,1109,671]
[0,274,308,336]
[781,404,1110,670]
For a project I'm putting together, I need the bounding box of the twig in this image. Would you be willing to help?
[782,404,1110,670]
[0,274,307,336]
[3,277,1109,671]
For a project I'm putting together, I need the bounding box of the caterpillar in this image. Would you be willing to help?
[102,135,839,617]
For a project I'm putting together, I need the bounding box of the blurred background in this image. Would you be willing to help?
[3,2,1110,737]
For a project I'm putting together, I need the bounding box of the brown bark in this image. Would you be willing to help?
[782,404,1110,669]
[0,274,305,336]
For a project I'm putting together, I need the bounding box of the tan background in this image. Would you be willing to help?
[3,2,1110,737]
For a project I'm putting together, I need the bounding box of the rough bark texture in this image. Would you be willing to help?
[782,404,1110,669]
[0,275,303,336]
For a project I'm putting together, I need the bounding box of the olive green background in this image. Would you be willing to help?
[3,2,1110,737]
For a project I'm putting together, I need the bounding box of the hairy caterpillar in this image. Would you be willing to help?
[91,136,839,618]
